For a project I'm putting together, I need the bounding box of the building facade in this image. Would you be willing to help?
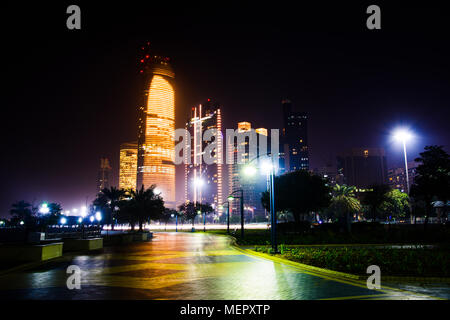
[337,148,388,188]
[136,44,176,207]
[97,158,112,192]
[387,161,419,193]
[228,122,269,222]
[280,99,309,174]
[119,142,138,191]
[184,99,224,214]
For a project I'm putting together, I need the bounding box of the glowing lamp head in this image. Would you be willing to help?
[243,165,257,176]
[393,129,413,143]
[39,203,49,214]
[80,206,87,217]
[95,211,102,221]
[227,196,235,201]
[194,178,205,189]
[260,160,274,174]
[89,216,95,223]
[77,217,82,223]
[60,217,67,225]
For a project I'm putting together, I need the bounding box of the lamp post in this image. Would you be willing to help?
[393,129,413,194]
[194,178,204,232]
[228,189,244,239]
[243,153,278,253]
[220,201,230,234]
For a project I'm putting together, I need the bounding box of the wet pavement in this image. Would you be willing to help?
[0,232,448,300]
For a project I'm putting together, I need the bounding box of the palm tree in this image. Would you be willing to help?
[330,184,361,233]
[129,185,165,232]
[94,187,126,230]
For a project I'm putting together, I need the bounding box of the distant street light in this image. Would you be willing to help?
[194,177,205,232]
[220,201,230,234]
[227,189,244,239]
[89,216,95,223]
[95,211,102,221]
[39,203,49,214]
[80,206,87,217]
[393,128,414,194]
[60,217,67,225]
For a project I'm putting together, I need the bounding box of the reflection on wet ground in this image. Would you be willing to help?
[0,232,447,300]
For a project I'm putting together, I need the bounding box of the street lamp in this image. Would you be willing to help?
[194,178,205,232]
[228,189,244,239]
[60,217,67,225]
[220,201,231,234]
[393,128,413,194]
[244,153,278,253]
[39,203,49,214]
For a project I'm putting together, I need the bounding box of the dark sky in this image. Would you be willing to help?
[1,1,449,216]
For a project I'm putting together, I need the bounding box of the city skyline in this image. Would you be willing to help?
[2,2,450,215]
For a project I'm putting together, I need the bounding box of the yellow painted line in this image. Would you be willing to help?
[232,245,444,300]
[321,293,391,300]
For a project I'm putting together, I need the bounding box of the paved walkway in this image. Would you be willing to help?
[0,232,446,299]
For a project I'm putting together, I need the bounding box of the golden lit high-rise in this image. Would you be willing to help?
[137,43,175,206]
[119,142,138,191]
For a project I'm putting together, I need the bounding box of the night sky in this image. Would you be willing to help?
[1,1,449,216]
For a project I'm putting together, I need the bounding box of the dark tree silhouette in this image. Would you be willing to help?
[94,187,126,230]
[410,145,450,226]
[261,170,331,226]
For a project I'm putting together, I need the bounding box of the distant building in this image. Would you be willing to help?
[98,158,112,192]
[313,164,338,185]
[337,148,388,188]
[388,161,419,193]
[119,142,138,191]
[185,99,224,215]
[136,44,175,207]
[228,122,269,221]
[280,99,309,173]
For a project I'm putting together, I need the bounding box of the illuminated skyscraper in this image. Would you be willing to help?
[185,99,223,214]
[136,43,175,206]
[119,142,138,191]
[229,122,269,221]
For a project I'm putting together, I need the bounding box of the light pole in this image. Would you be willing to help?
[227,189,244,239]
[194,178,204,232]
[243,153,278,253]
[222,201,230,234]
[393,129,413,194]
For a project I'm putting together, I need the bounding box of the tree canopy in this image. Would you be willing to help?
[261,170,331,223]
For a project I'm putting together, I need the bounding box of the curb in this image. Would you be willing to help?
[235,247,450,284]
[233,245,363,280]
[225,239,450,284]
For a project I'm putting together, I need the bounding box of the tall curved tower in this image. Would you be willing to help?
[137,43,175,207]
